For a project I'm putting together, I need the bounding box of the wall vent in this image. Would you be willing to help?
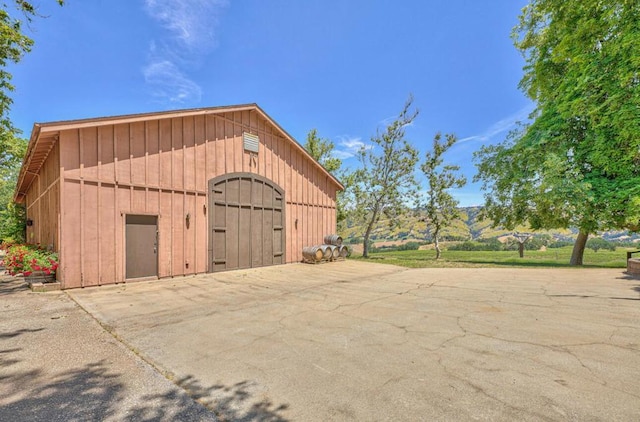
[243,132,259,153]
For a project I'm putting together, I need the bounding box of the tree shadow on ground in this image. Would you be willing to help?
[0,277,28,295]
[0,348,22,368]
[0,327,44,339]
[0,346,289,421]
[0,360,124,421]
[128,375,290,422]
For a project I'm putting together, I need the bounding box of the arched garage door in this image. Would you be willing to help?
[208,173,285,272]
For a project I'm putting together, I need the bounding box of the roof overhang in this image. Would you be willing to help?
[14,103,343,203]
[13,125,59,203]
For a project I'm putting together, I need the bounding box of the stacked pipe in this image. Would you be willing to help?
[302,234,349,263]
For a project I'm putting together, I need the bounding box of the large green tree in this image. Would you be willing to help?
[303,128,353,230]
[0,131,26,242]
[0,1,64,241]
[304,129,341,174]
[0,1,64,133]
[474,0,640,265]
[420,133,466,259]
[352,96,420,258]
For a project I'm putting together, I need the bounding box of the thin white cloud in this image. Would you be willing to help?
[144,0,227,51]
[143,0,228,104]
[458,104,535,144]
[333,136,373,159]
[143,60,202,103]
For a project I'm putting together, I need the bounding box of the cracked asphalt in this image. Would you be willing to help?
[0,272,216,421]
[65,261,640,421]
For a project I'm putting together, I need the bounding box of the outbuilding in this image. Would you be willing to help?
[14,104,343,289]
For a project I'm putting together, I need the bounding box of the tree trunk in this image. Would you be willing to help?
[570,231,589,266]
[362,223,374,258]
[518,242,524,258]
[362,208,379,259]
[434,236,441,260]
[362,232,370,258]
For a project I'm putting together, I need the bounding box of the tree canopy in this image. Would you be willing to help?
[352,96,419,258]
[304,129,341,174]
[303,128,353,229]
[0,1,64,132]
[474,0,640,265]
[0,0,65,165]
[420,132,466,259]
[0,1,64,242]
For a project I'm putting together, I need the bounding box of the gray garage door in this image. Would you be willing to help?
[208,173,285,272]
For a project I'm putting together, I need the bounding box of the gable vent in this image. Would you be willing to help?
[243,132,259,153]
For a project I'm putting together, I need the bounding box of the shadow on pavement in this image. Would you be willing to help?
[0,359,124,421]
[0,278,28,295]
[0,346,289,421]
[0,272,290,421]
[130,375,289,422]
[0,327,45,339]
[176,376,289,422]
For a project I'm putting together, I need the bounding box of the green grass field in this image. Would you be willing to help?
[351,246,631,269]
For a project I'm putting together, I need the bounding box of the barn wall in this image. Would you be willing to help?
[24,142,60,256]
[58,109,338,288]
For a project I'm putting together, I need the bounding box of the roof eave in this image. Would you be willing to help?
[251,104,344,191]
[13,123,43,204]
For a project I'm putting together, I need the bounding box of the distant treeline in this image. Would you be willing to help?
[448,237,634,252]
[369,241,426,253]
[363,236,637,254]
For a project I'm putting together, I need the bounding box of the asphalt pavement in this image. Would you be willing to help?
[2,260,640,421]
[0,271,217,421]
[69,262,640,421]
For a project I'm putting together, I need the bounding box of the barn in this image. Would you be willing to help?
[14,104,343,289]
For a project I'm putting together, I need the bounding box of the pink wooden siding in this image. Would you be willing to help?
[44,107,339,288]
[24,142,60,254]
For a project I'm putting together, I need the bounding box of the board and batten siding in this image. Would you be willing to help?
[24,142,60,254]
[56,109,338,288]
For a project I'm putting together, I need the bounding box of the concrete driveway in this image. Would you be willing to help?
[69,261,640,421]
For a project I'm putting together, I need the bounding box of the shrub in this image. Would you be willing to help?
[2,244,58,277]
[547,240,574,248]
[586,238,616,253]
[0,203,26,244]
[449,241,480,251]
[370,241,424,253]
[396,241,422,251]
[448,240,502,251]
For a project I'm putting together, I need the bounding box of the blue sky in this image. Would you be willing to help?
[10,0,532,206]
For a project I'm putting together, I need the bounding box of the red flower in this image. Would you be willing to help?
[23,271,32,276]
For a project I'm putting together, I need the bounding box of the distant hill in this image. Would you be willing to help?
[341,207,640,244]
